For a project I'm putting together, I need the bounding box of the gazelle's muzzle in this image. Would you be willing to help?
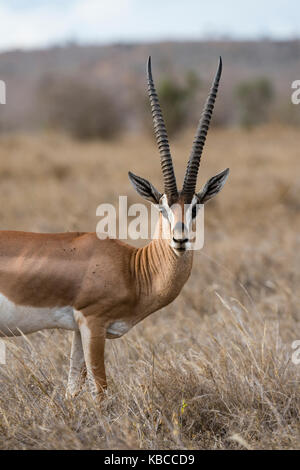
[171,221,189,253]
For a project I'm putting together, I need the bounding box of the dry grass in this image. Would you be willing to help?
[0,125,299,449]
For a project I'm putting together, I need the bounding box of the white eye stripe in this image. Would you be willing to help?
[159,195,174,226]
[160,194,201,231]
[168,208,175,229]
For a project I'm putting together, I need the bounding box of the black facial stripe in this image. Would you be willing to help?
[192,204,198,218]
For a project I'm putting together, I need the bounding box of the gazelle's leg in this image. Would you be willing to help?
[65,330,86,399]
[75,311,107,400]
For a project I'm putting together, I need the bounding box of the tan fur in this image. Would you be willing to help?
[0,213,193,398]
[0,57,228,400]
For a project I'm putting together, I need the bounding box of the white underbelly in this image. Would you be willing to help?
[106,320,131,338]
[0,293,77,337]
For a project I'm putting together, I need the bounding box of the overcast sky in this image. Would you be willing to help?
[0,0,299,51]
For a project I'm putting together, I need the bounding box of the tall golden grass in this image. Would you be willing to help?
[0,125,299,449]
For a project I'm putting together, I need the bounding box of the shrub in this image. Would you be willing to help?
[38,76,123,140]
[235,77,274,128]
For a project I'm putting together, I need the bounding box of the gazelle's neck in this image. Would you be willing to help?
[131,214,193,313]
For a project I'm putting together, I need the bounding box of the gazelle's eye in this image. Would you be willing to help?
[160,207,168,218]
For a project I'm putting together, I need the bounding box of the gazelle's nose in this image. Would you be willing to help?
[172,222,188,246]
[172,236,188,244]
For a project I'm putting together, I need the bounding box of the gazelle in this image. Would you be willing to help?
[0,57,229,400]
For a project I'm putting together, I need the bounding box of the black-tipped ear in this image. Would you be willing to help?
[128,171,162,204]
[196,168,229,204]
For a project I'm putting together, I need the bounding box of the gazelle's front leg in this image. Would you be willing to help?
[65,330,86,399]
[75,310,107,400]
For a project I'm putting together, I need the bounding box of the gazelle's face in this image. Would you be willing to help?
[128,168,229,255]
[129,56,229,255]
[159,194,198,255]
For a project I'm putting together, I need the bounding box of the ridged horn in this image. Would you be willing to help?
[182,57,222,198]
[147,56,178,201]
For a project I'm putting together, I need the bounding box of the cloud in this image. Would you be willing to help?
[0,0,298,51]
[0,0,132,50]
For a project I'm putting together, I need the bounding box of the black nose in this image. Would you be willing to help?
[172,237,188,244]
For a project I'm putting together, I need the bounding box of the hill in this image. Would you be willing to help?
[0,40,299,132]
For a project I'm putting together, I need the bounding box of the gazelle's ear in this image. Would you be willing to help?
[128,171,162,204]
[196,168,229,204]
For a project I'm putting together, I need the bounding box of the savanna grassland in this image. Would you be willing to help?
[0,125,299,449]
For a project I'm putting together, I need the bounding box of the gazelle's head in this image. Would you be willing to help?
[129,57,229,256]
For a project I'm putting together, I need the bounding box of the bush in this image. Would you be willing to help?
[38,76,123,140]
[235,77,274,128]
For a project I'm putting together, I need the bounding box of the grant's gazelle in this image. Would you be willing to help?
[0,57,229,399]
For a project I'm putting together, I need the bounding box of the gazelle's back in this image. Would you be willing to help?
[0,231,136,337]
[0,231,133,308]
[0,231,87,307]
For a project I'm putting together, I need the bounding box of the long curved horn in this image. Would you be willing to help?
[182,57,222,198]
[147,56,178,201]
